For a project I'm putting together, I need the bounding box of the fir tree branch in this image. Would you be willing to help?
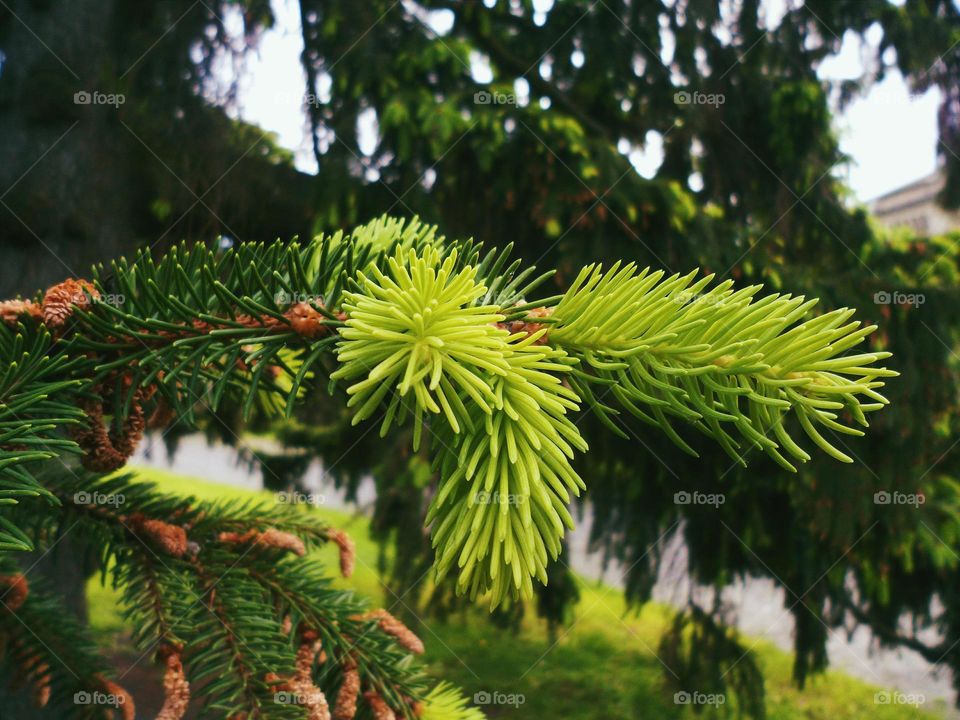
[0,568,132,718]
[546,262,897,471]
[0,214,895,632]
[0,323,83,551]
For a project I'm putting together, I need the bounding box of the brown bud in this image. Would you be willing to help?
[96,676,135,720]
[41,278,99,329]
[218,528,306,556]
[353,609,423,655]
[128,514,188,557]
[72,389,145,472]
[364,690,396,720]
[258,528,306,556]
[0,574,29,612]
[274,631,331,720]
[156,651,190,720]
[31,676,50,708]
[284,302,332,339]
[295,636,322,683]
[0,299,41,327]
[328,530,355,578]
[333,664,360,720]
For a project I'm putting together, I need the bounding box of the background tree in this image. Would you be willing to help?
[2,0,960,713]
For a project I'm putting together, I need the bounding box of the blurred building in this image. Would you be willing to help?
[870,169,960,235]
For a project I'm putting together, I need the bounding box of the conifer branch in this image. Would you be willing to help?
[547,263,897,470]
[0,215,895,703]
[0,568,133,718]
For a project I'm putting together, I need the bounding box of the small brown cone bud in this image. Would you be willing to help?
[72,390,145,472]
[496,306,553,343]
[328,530,355,578]
[353,609,424,655]
[295,637,321,683]
[285,302,330,339]
[364,691,396,720]
[128,514,188,557]
[218,528,306,556]
[96,676,135,720]
[30,661,51,708]
[304,690,332,720]
[41,278,98,329]
[291,632,331,720]
[0,299,41,327]
[217,529,257,545]
[258,528,306,556]
[157,650,190,720]
[333,664,360,720]
[31,678,50,708]
[525,306,553,344]
[0,574,29,612]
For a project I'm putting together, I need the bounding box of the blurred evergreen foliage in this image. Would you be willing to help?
[3,0,960,714]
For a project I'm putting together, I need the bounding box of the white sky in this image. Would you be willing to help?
[229,0,941,204]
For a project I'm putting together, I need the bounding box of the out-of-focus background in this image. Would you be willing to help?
[4,1,960,718]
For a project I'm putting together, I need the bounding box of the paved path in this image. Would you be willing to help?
[132,433,957,716]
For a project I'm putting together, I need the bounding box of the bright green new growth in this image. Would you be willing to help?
[550,262,897,470]
[420,682,486,720]
[333,246,509,450]
[428,334,587,603]
[331,223,895,608]
[333,245,591,604]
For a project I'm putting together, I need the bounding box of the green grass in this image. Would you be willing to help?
[87,466,949,719]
